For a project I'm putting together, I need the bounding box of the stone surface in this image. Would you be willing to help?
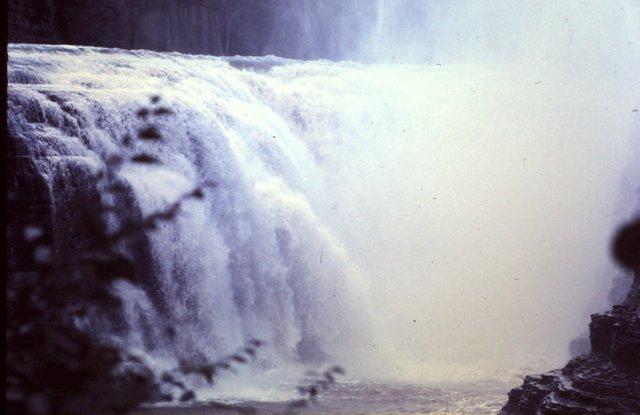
[9,0,264,54]
[501,273,640,415]
[8,0,373,59]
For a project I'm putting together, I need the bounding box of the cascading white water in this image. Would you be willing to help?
[7,45,375,382]
[7,1,640,391]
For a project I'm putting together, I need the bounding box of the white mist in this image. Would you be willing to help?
[8,0,640,390]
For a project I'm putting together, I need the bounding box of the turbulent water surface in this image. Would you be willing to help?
[135,381,506,415]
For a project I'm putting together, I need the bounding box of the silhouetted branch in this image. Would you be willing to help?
[286,366,346,413]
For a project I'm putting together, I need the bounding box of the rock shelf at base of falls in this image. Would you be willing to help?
[501,272,640,415]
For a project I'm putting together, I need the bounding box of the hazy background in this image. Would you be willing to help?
[272,0,640,381]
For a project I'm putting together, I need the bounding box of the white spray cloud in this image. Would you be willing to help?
[7,0,640,385]
[304,0,640,380]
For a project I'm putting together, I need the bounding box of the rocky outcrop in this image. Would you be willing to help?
[7,0,59,44]
[8,0,267,54]
[8,0,373,59]
[501,271,640,415]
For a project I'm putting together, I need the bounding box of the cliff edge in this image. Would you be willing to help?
[501,262,639,414]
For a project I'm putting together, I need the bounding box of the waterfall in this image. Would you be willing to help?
[7,1,640,386]
[7,45,374,379]
[373,0,386,42]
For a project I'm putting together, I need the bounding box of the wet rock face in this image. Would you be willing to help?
[8,0,373,59]
[501,273,640,415]
[8,0,59,44]
[502,217,640,415]
[9,0,149,50]
[8,0,273,56]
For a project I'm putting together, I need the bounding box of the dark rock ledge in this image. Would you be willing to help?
[501,272,640,415]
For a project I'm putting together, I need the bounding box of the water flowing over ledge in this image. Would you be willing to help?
[8,44,374,380]
[7,40,640,389]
